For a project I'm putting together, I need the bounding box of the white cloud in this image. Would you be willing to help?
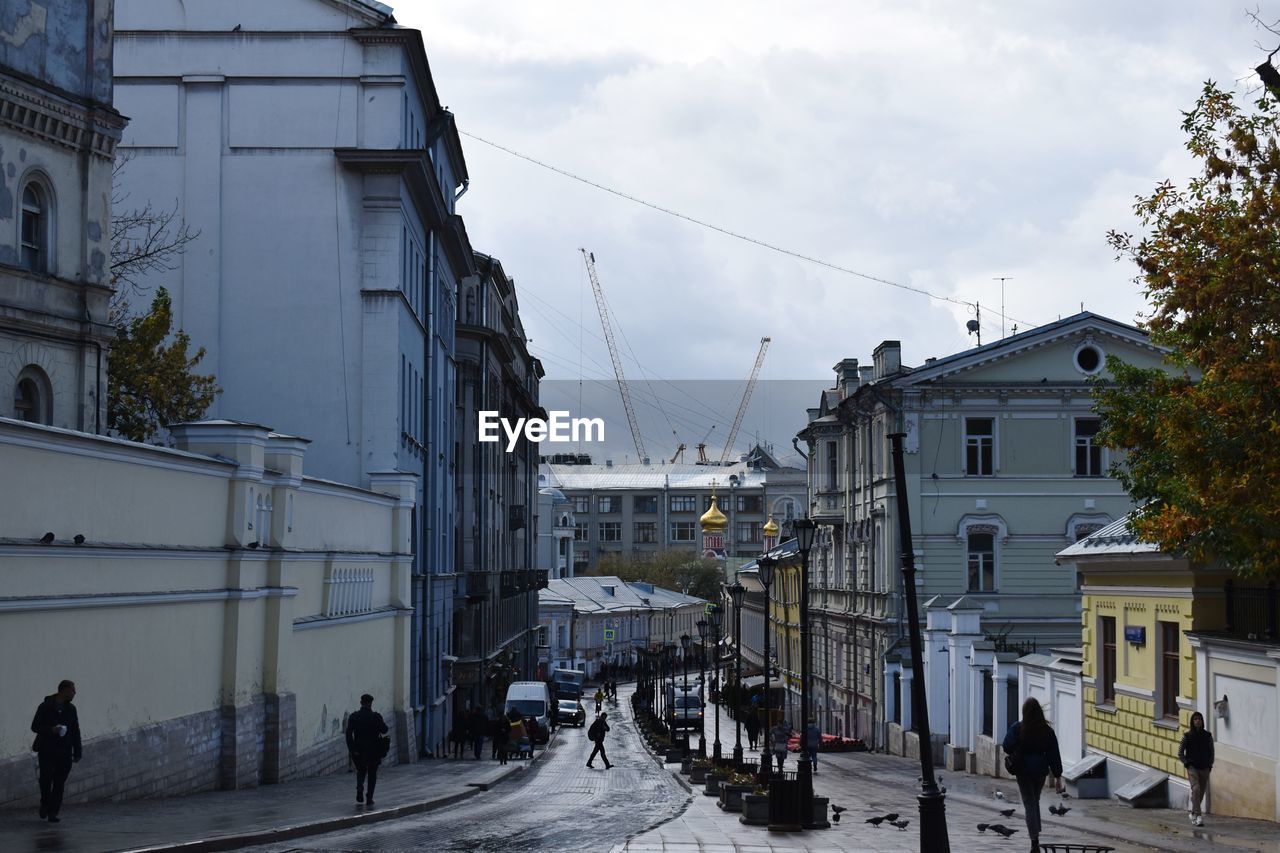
[394,0,1264,391]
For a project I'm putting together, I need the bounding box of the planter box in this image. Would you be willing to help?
[690,766,709,783]
[681,758,693,774]
[704,773,728,797]
[740,792,769,825]
[718,783,751,812]
[809,795,831,829]
[664,747,684,763]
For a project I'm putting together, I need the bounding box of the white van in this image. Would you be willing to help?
[504,681,551,743]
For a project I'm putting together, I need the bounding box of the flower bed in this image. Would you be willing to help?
[785,732,868,753]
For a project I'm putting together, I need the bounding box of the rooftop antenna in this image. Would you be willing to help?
[993,277,1012,339]
[966,303,982,346]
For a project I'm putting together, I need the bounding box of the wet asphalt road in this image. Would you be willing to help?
[251,699,689,853]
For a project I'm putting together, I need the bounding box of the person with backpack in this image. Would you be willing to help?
[1178,711,1214,826]
[345,693,389,806]
[1002,697,1064,853]
[586,712,613,769]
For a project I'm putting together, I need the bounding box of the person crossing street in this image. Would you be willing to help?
[586,712,613,769]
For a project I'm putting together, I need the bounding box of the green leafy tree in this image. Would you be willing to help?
[585,550,722,600]
[107,287,220,443]
[1098,81,1280,576]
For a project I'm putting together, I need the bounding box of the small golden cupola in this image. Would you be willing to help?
[700,493,728,533]
[762,515,780,539]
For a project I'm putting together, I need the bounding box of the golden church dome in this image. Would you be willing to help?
[763,515,780,538]
[699,494,728,533]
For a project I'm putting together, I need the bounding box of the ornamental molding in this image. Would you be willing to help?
[0,79,124,160]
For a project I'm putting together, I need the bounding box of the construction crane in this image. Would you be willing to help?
[719,336,771,465]
[580,249,646,462]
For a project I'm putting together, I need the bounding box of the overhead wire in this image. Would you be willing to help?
[461,129,1040,332]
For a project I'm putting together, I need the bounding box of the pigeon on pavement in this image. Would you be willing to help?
[865,816,886,826]
[992,825,1018,838]
[998,808,1016,817]
[995,790,1006,800]
[890,819,910,830]
[1049,802,1072,816]
[977,823,991,833]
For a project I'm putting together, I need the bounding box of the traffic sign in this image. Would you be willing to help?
[604,628,616,641]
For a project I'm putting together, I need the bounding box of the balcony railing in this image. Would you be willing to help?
[1224,579,1279,641]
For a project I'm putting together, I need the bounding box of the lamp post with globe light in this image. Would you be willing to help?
[728,580,746,766]
[756,553,778,780]
[708,604,724,760]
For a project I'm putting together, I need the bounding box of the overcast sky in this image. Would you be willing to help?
[395,2,1263,397]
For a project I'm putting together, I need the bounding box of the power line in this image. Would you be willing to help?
[461,129,1039,330]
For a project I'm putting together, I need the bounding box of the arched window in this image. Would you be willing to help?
[13,366,51,425]
[20,182,49,273]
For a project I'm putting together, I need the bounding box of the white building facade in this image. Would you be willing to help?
[112,0,473,756]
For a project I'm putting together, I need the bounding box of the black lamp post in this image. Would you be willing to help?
[890,432,950,851]
[728,580,746,766]
[680,633,692,757]
[756,554,777,780]
[790,517,817,828]
[696,618,710,757]
[708,604,724,760]
[665,643,677,736]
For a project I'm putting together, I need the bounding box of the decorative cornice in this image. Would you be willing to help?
[0,586,298,614]
[0,78,124,160]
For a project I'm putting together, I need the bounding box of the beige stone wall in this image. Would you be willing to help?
[0,418,414,807]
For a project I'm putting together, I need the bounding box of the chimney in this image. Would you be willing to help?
[605,459,613,468]
[834,358,860,398]
[859,366,874,385]
[807,407,821,423]
[872,340,901,379]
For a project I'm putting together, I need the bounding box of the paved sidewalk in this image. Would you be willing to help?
[619,700,1280,852]
[0,741,550,853]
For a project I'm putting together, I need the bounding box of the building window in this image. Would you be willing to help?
[737,521,762,544]
[670,522,696,542]
[736,494,763,513]
[1075,418,1103,477]
[1160,620,1180,719]
[670,495,696,512]
[633,495,658,514]
[573,522,589,542]
[966,531,996,591]
[826,440,838,490]
[13,367,50,425]
[20,182,49,273]
[597,495,620,513]
[634,521,657,543]
[573,496,590,514]
[1099,616,1117,705]
[965,417,994,476]
[598,522,621,542]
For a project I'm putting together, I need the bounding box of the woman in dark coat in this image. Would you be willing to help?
[492,713,511,765]
[1002,697,1064,853]
[1178,711,1214,826]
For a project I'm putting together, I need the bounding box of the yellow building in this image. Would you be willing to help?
[1059,517,1226,807]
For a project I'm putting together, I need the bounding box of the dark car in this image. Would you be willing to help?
[556,698,586,726]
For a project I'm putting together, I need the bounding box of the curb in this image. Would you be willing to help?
[118,747,547,853]
[118,787,480,853]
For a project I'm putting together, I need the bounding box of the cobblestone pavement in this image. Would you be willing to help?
[616,698,1280,853]
[251,697,689,852]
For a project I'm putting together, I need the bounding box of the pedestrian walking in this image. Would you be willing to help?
[1002,697,1064,853]
[804,719,821,773]
[30,679,81,823]
[449,718,466,759]
[770,721,789,772]
[744,711,760,751]
[586,712,613,769]
[1179,711,1214,826]
[492,714,511,765]
[345,693,389,806]
[594,687,604,714]
[468,706,488,760]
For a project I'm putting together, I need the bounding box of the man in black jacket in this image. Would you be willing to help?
[30,679,82,822]
[345,694,389,806]
[586,712,612,769]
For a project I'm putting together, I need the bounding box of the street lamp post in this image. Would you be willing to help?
[708,604,724,760]
[665,644,677,736]
[890,432,950,851]
[791,518,817,829]
[680,633,692,757]
[756,554,778,781]
[696,618,710,758]
[728,581,746,766]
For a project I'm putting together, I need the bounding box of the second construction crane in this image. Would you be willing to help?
[720,336,771,465]
[580,249,646,462]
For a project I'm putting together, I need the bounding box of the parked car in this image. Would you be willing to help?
[669,693,704,732]
[556,698,586,726]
